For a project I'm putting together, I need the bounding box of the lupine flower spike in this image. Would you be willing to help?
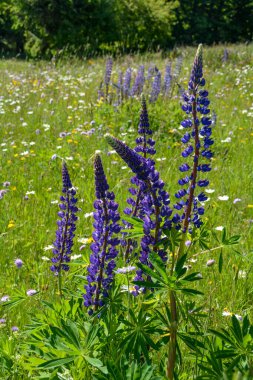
[175,44,213,234]
[131,65,145,97]
[105,134,172,294]
[104,58,113,102]
[150,67,161,103]
[123,95,156,259]
[83,154,121,315]
[50,162,78,294]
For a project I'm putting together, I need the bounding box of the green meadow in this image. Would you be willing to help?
[0,44,253,379]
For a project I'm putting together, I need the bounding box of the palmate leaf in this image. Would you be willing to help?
[37,356,76,369]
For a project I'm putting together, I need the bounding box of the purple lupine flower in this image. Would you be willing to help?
[147,65,156,82]
[83,154,121,315]
[116,70,123,105]
[134,95,156,157]
[222,48,229,63]
[123,96,156,259]
[50,162,78,275]
[104,58,113,86]
[106,133,172,293]
[150,67,161,103]
[131,65,145,97]
[105,134,150,181]
[123,68,132,99]
[164,63,172,96]
[173,56,183,81]
[104,58,113,102]
[175,44,214,232]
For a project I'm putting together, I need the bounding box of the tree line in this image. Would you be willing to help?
[0,0,252,59]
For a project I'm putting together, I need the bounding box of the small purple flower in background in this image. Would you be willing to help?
[150,67,161,103]
[222,48,229,63]
[26,289,37,296]
[233,198,241,204]
[104,58,113,101]
[0,318,6,324]
[83,154,121,315]
[116,70,123,105]
[164,63,172,96]
[3,181,10,187]
[14,258,23,268]
[11,326,19,332]
[175,44,214,232]
[104,58,113,87]
[131,65,145,97]
[50,162,78,276]
[123,68,132,99]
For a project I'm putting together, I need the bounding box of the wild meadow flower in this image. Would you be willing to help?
[50,162,78,276]
[206,259,215,267]
[83,154,121,315]
[14,258,23,268]
[11,326,19,332]
[1,295,10,302]
[175,44,214,232]
[26,289,37,296]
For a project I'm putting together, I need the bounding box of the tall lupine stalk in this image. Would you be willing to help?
[50,162,78,296]
[105,134,172,294]
[116,70,123,105]
[164,63,172,96]
[167,44,214,380]
[123,95,156,260]
[123,68,132,100]
[104,58,113,102]
[150,67,161,103]
[131,65,145,97]
[83,155,121,315]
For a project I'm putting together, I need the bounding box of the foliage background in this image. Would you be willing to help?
[0,0,253,58]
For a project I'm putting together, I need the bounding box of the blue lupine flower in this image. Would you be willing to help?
[123,68,132,99]
[150,67,161,103]
[175,44,214,231]
[131,65,145,97]
[50,162,78,275]
[164,63,172,96]
[106,132,172,293]
[83,155,120,314]
[104,58,113,86]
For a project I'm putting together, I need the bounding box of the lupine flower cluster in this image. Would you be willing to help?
[83,155,121,314]
[50,163,78,275]
[98,58,183,104]
[174,44,213,232]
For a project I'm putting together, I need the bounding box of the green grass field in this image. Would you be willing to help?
[0,44,253,379]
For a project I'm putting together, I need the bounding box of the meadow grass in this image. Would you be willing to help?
[0,43,253,379]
